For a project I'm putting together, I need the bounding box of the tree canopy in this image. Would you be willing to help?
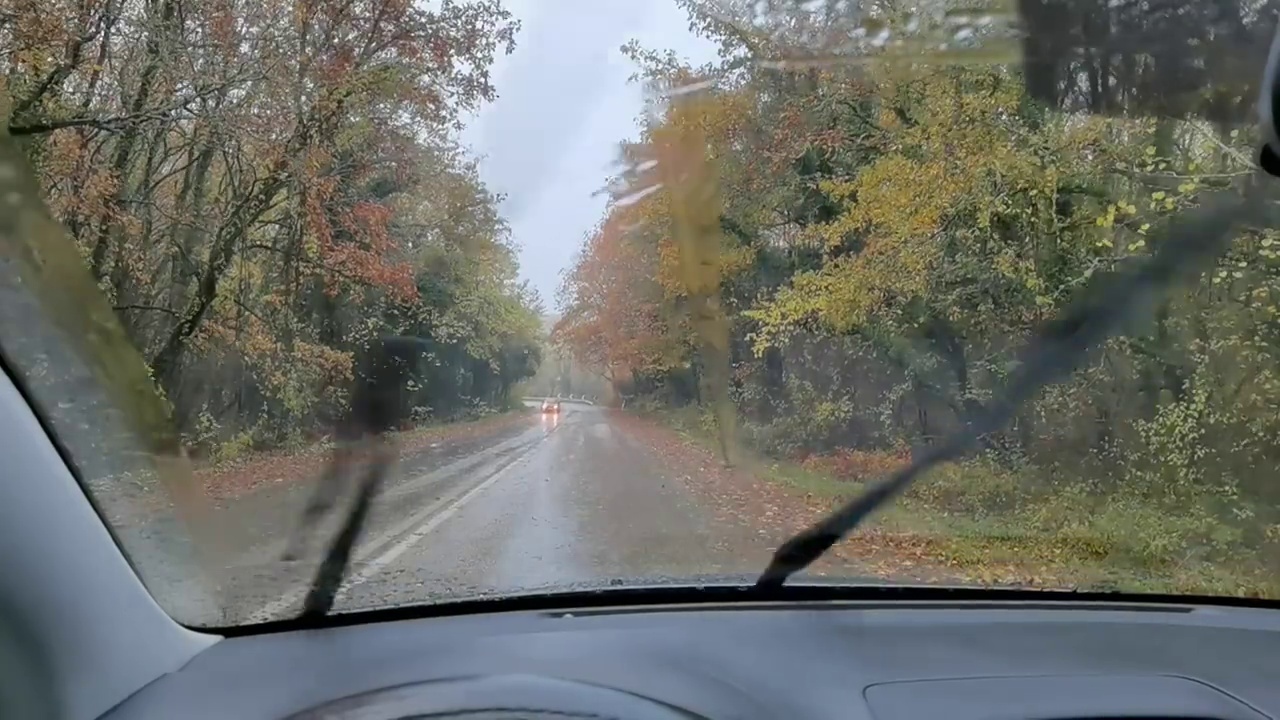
[554,0,1280,589]
[1,0,543,456]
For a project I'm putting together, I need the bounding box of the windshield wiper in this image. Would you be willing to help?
[284,335,428,619]
[296,436,395,620]
[755,186,1262,588]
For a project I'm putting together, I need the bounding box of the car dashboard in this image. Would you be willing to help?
[102,593,1280,720]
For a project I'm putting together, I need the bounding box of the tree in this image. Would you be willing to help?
[556,0,1280,526]
[2,0,541,453]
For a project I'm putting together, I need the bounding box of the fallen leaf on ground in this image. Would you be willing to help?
[611,411,1063,588]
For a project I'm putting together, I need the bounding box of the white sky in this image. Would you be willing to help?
[459,0,719,311]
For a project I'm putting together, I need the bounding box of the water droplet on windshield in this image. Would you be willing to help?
[665,78,715,98]
[615,183,663,208]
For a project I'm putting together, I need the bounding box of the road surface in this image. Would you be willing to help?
[120,402,773,626]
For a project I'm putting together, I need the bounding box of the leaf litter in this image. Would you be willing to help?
[611,410,1073,589]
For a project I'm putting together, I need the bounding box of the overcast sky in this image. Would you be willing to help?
[459,0,719,313]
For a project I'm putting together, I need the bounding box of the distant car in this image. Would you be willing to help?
[541,398,561,414]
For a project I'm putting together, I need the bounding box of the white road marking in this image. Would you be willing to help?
[341,455,526,588]
[247,440,541,622]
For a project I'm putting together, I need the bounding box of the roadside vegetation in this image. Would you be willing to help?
[555,1,1280,596]
[1,0,543,464]
[617,402,1278,597]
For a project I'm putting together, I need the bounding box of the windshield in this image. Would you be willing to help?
[2,0,1280,628]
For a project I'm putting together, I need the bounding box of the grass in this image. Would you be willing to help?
[642,405,1280,599]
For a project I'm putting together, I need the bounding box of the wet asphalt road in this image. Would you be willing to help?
[131,403,767,627]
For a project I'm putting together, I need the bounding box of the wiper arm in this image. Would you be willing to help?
[283,335,427,619]
[297,435,395,619]
[755,187,1261,589]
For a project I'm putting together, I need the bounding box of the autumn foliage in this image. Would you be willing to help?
[553,205,671,386]
[2,0,541,453]
[554,1,1280,591]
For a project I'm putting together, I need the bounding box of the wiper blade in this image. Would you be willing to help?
[297,439,394,619]
[755,186,1261,588]
[283,335,426,619]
